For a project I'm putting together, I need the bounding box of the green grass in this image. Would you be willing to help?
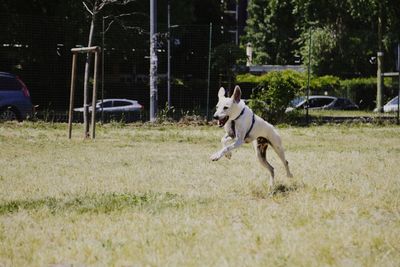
[0,121,399,266]
[301,109,397,118]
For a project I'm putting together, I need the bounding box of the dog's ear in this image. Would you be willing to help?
[232,85,241,103]
[218,87,225,98]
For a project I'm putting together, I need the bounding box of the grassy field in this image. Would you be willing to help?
[306,109,398,118]
[0,121,399,266]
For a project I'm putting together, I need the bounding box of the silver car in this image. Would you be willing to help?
[74,98,143,113]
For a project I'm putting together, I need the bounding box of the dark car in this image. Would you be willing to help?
[0,72,33,121]
[286,95,359,112]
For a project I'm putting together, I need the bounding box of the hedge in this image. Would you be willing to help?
[236,73,397,111]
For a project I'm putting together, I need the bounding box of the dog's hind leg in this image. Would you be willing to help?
[270,143,293,178]
[253,138,275,188]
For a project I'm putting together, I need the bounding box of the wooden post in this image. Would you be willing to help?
[398,71,400,125]
[91,50,99,139]
[397,44,400,125]
[68,46,101,139]
[68,53,77,139]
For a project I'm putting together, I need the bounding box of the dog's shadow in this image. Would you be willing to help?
[251,182,302,199]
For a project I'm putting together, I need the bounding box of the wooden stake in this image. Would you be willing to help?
[68,53,77,139]
[91,51,99,139]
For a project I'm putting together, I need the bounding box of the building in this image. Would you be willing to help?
[220,0,248,45]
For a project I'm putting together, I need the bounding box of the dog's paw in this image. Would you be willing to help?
[210,152,223,161]
[225,152,232,159]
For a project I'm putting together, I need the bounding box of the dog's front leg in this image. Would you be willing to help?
[211,137,244,161]
[221,133,233,159]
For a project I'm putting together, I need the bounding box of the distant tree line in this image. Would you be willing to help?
[3,0,398,79]
[0,0,231,112]
[243,0,400,77]
[1,0,399,115]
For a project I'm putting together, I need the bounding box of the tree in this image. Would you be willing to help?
[212,43,246,87]
[243,0,298,65]
[293,0,400,76]
[81,0,137,132]
[293,0,378,76]
[244,0,400,77]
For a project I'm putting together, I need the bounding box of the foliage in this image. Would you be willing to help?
[238,72,398,112]
[338,77,396,110]
[248,70,303,123]
[236,73,264,84]
[212,43,247,82]
[310,75,341,95]
[244,0,298,65]
[298,26,338,76]
[245,0,400,77]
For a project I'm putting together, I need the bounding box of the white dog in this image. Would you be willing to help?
[211,85,293,187]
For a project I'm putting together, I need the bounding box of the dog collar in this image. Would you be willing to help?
[233,108,246,121]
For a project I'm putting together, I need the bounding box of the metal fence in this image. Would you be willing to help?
[0,13,233,122]
[1,13,399,123]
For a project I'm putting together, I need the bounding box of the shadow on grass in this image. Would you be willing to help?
[0,192,186,215]
[251,182,302,199]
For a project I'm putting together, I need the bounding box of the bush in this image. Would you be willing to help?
[237,71,398,118]
[248,70,304,123]
[337,78,395,110]
[310,75,341,95]
[236,73,264,84]
[336,78,375,109]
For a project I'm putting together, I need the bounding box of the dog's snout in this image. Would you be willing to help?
[213,115,219,120]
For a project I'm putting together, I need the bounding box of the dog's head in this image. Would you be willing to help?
[213,85,243,127]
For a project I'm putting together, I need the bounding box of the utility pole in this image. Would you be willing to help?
[167,0,171,110]
[306,27,312,125]
[376,6,383,113]
[206,23,213,120]
[101,16,106,124]
[235,1,239,45]
[150,0,158,122]
[397,43,400,125]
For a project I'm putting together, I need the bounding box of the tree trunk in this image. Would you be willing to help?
[83,12,96,137]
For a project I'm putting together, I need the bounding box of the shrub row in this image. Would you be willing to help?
[235,71,398,123]
[237,72,397,112]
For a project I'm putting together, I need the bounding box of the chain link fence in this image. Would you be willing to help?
[0,13,234,122]
[1,13,399,123]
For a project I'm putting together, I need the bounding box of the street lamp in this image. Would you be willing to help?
[167,0,180,111]
[167,0,171,110]
[306,27,312,125]
[150,0,157,122]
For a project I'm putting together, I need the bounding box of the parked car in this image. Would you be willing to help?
[74,98,143,113]
[0,72,33,121]
[383,96,399,113]
[74,98,143,122]
[286,95,359,112]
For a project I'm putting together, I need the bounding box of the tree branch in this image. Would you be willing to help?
[103,12,148,35]
[98,0,137,11]
[82,1,94,15]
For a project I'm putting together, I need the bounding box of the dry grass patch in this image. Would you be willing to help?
[0,122,399,266]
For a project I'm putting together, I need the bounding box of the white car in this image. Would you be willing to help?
[74,98,143,113]
[383,96,399,113]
